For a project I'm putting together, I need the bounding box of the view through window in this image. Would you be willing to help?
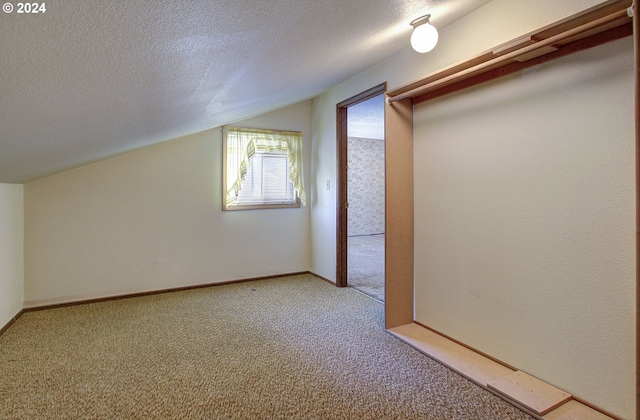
[223,126,306,210]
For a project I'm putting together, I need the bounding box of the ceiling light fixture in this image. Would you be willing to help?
[410,14,438,53]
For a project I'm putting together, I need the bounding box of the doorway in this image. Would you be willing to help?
[336,83,386,301]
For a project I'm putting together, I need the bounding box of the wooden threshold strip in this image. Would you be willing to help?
[386,0,632,104]
[387,323,620,420]
[488,371,572,416]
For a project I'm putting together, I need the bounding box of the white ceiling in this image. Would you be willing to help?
[0,0,490,183]
[348,94,386,140]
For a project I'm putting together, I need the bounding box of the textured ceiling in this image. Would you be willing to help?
[0,0,490,183]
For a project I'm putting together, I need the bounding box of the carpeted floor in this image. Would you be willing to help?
[348,234,385,301]
[0,274,533,419]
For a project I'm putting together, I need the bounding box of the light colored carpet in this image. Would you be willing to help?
[348,234,385,301]
[0,274,533,419]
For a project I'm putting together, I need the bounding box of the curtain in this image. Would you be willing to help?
[225,126,306,206]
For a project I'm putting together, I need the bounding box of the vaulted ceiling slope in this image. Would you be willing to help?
[0,0,490,183]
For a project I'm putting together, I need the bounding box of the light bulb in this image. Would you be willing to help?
[410,15,438,53]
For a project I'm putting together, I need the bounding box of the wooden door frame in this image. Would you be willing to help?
[633,5,639,417]
[336,83,387,287]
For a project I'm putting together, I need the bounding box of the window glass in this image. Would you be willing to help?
[223,127,305,210]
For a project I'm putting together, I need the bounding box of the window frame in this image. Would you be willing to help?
[222,127,302,211]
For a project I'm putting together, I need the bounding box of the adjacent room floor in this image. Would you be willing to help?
[347,233,384,301]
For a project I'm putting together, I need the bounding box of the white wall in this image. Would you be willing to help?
[310,0,634,418]
[24,101,312,307]
[414,37,634,419]
[310,0,605,281]
[0,184,24,329]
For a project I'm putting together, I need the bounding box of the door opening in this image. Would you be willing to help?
[336,83,386,301]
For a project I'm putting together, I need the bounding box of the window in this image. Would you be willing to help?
[223,126,306,210]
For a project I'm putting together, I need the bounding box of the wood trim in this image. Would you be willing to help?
[634,2,640,418]
[414,321,518,371]
[336,104,348,287]
[413,22,632,105]
[389,0,630,98]
[569,395,626,420]
[22,271,311,312]
[388,323,516,390]
[0,310,24,337]
[390,322,624,420]
[309,271,336,285]
[337,85,387,108]
[384,96,414,329]
[527,0,631,42]
[387,0,632,104]
[335,83,387,288]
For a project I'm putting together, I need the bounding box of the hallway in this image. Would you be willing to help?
[348,233,384,301]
